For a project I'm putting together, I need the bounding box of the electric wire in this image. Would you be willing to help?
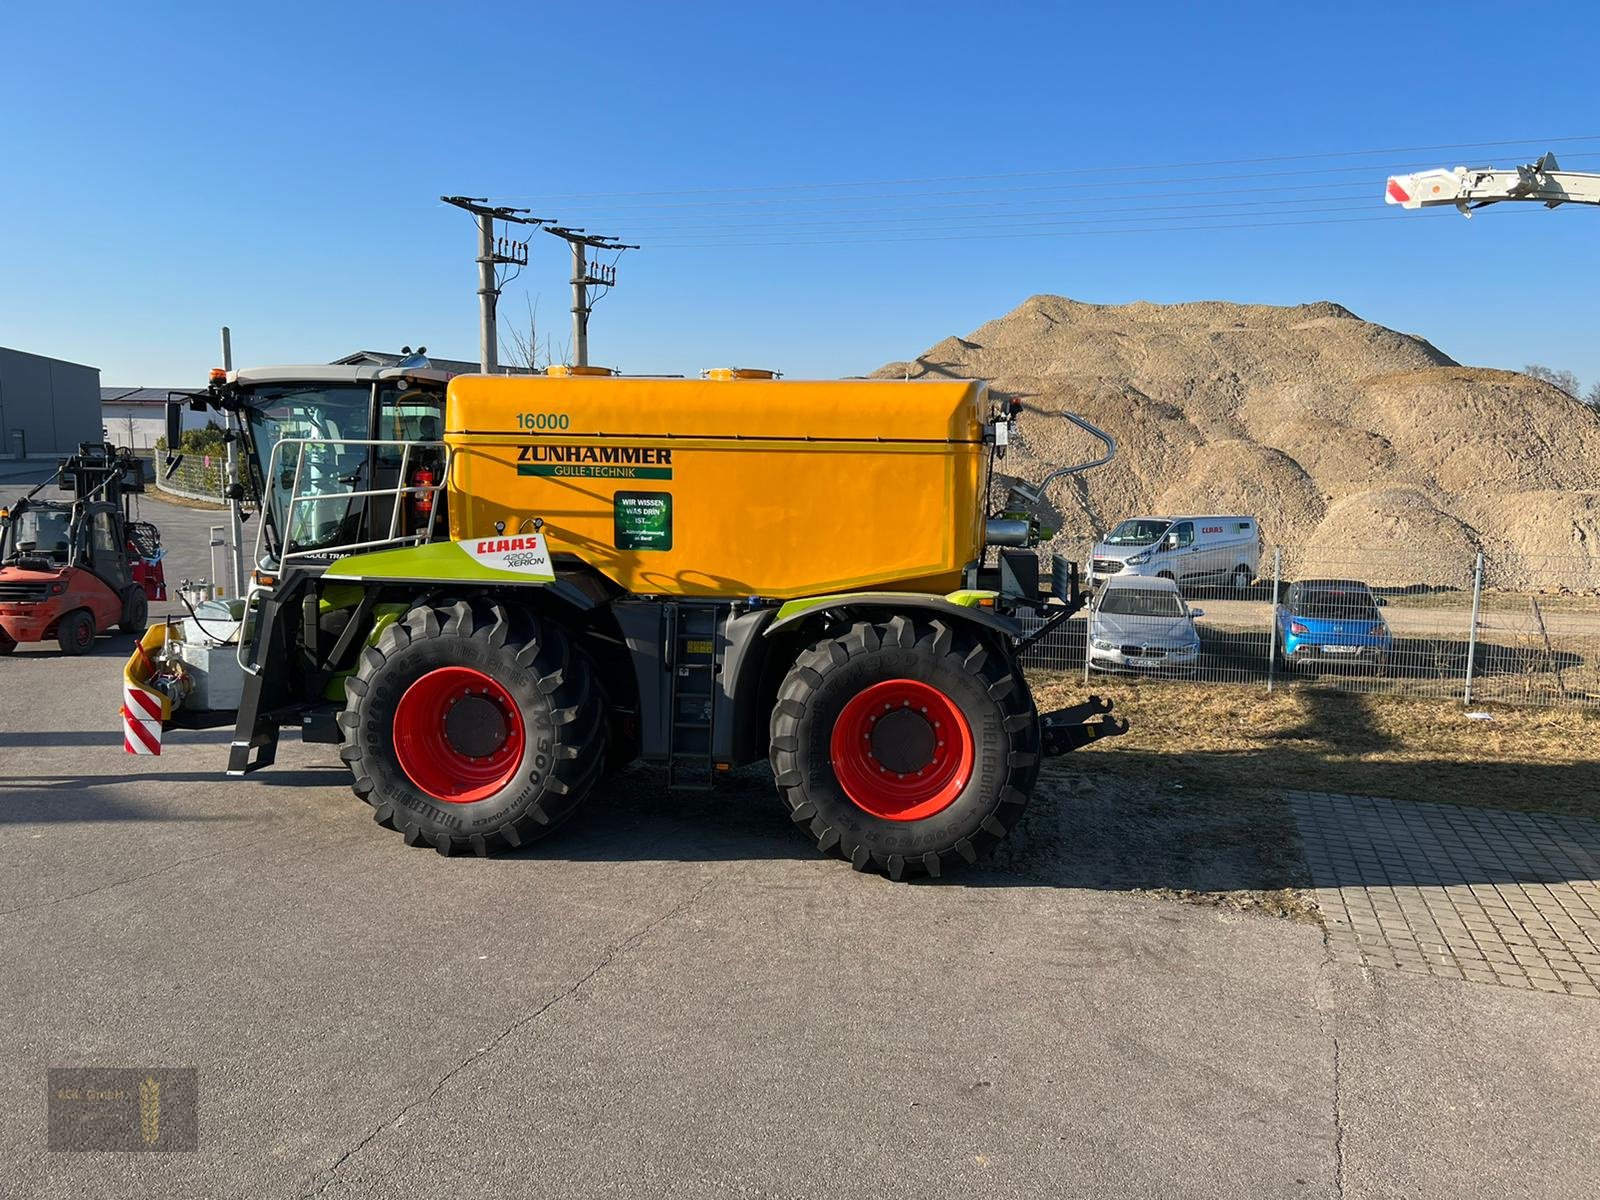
[615,192,1383,236]
[545,153,1600,217]
[513,135,1600,202]
[645,209,1566,250]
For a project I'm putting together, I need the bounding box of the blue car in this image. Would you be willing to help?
[1275,579,1391,673]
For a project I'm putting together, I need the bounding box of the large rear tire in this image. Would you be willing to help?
[770,614,1040,881]
[338,597,606,856]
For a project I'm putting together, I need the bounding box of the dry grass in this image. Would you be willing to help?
[146,488,228,512]
[1033,675,1600,818]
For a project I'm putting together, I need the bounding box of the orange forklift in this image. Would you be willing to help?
[0,444,166,655]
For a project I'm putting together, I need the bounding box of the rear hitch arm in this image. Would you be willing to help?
[1039,694,1129,756]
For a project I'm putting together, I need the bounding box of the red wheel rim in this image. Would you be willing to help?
[393,666,525,803]
[829,678,974,821]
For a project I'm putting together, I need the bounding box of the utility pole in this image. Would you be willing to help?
[220,325,247,598]
[544,227,638,367]
[441,197,550,372]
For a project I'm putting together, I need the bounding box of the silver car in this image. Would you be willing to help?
[1088,575,1204,676]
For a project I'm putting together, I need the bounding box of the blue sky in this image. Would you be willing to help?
[2,1,1597,388]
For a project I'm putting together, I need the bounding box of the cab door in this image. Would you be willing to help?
[369,383,447,545]
[87,505,132,594]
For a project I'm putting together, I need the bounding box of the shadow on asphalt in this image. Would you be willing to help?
[524,691,1600,897]
[0,730,238,747]
[0,769,348,824]
[5,695,1594,897]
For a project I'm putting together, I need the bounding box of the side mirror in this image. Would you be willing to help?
[1376,596,1388,607]
[165,400,183,460]
[1189,608,1205,619]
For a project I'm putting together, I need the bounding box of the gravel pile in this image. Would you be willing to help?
[875,295,1600,586]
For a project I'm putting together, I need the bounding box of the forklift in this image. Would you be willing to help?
[0,444,166,655]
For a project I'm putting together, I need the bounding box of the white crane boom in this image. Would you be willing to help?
[1385,152,1600,216]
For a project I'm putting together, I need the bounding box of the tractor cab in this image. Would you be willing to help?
[184,362,454,571]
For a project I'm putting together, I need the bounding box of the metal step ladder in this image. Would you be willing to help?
[665,603,719,790]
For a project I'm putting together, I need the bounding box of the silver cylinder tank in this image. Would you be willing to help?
[985,518,1032,547]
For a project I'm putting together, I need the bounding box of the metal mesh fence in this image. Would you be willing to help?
[1022,544,1600,710]
[153,455,227,503]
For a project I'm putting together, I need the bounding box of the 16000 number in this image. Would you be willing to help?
[517,412,570,431]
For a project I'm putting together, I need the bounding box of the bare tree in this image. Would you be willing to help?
[1524,363,1582,397]
[1586,381,1600,411]
[501,294,569,373]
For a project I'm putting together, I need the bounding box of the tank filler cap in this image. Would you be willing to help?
[703,367,782,380]
[547,364,616,377]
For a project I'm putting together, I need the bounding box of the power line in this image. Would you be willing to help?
[501,153,1600,217]
[509,135,1600,202]
[646,207,1559,250]
[651,204,1382,245]
[590,159,1600,230]
[602,192,1381,237]
[580,179,1379,227]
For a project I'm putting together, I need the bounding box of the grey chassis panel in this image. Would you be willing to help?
[764,593,1024,641]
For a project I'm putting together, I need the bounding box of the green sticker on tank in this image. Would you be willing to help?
[614,491,672,551]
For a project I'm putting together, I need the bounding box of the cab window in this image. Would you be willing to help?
[1168,521,1195,548]
[91,511,119,557]
[377,387,444,468]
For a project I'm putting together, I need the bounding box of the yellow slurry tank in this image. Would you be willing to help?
[444,374,988,599]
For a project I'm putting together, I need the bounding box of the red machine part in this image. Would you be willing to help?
[0,566,124,651]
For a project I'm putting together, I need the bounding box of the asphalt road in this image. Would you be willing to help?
[3,492,1598,1197]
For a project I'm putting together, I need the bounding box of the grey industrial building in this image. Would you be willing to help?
[0,346,102,458]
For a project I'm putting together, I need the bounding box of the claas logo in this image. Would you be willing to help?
[475,537,542,554]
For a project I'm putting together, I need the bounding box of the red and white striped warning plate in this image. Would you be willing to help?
[121,628,171,756]
[122,683,165,755]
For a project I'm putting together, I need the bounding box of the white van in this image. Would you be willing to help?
[1086,514,1261,592]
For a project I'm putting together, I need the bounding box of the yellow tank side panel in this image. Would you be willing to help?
[443,376,987,599]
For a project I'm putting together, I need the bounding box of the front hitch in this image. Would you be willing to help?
[1039,694,1128,756]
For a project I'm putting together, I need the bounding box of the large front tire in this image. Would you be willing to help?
[770,615,1040,881]
[338,597,606,856]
